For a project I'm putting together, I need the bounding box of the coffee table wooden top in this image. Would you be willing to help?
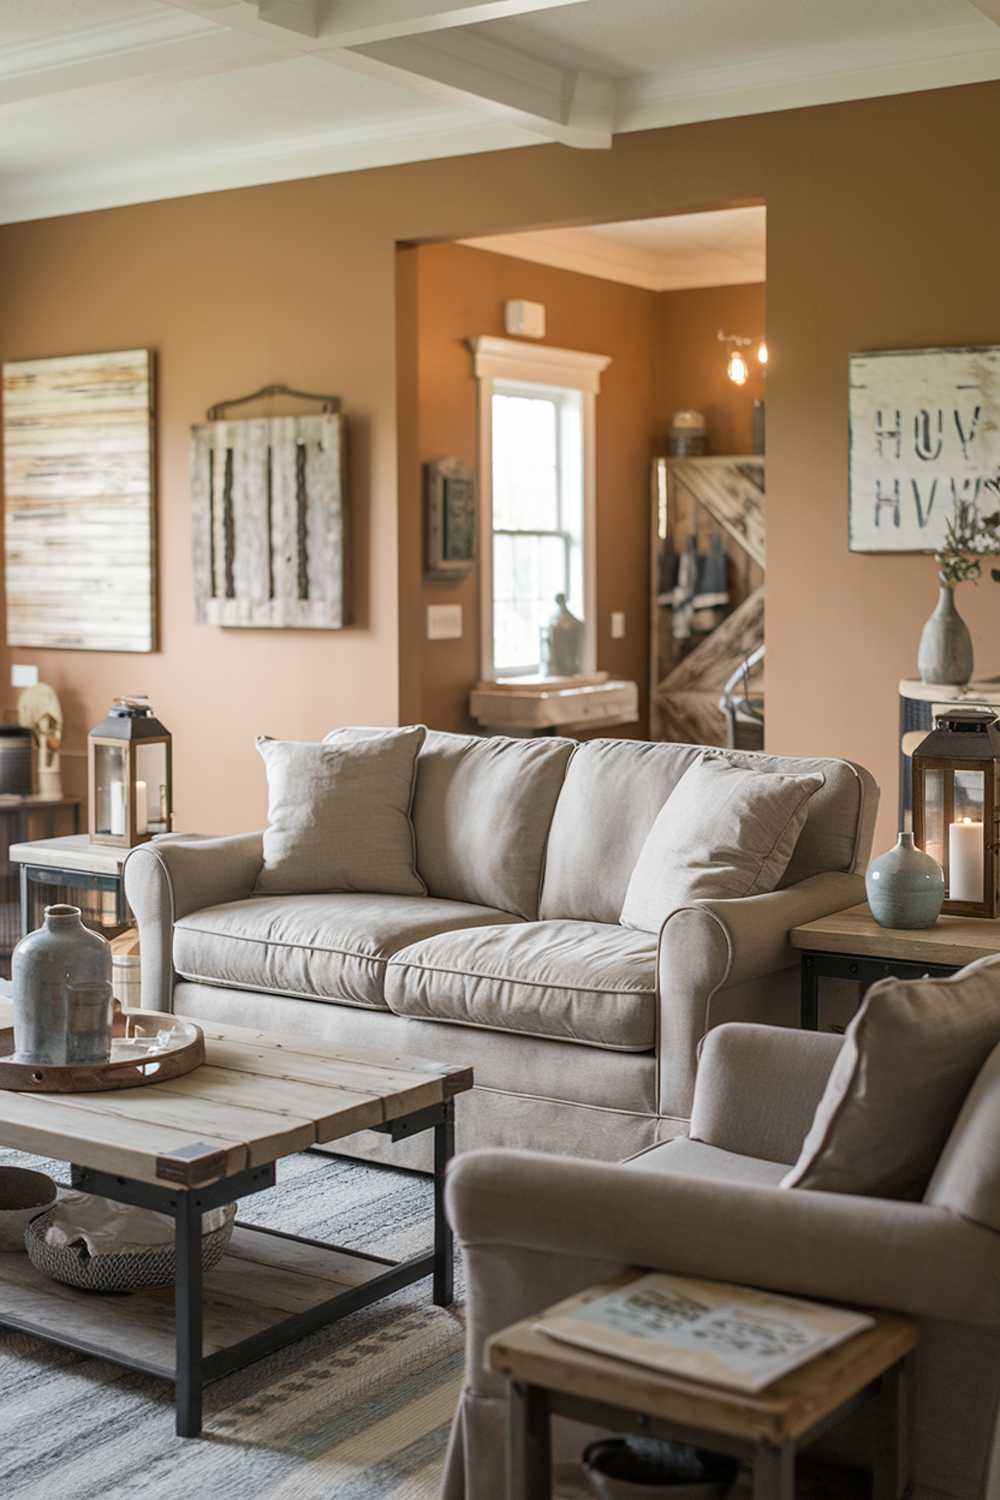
[487,1272,918,1446]
[789,901,1000,967]
[0,998,472,1189]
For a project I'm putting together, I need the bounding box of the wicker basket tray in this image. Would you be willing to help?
[25,1203,236,1293]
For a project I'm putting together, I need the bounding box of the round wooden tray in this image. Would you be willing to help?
[0,1010,204,1093]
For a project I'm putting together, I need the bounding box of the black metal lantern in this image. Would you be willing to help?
[912,708,1000,918]
[88,697,172,848]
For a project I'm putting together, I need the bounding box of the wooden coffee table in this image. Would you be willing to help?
[0,997,471,1437]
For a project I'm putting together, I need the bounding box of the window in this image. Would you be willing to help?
[468,337,610,680]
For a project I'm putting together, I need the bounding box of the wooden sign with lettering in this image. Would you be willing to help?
[849,345,1000,552]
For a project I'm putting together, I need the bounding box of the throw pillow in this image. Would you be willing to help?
[783,955,1000,1198]
[619,754,824,933]
[255,726,427,897]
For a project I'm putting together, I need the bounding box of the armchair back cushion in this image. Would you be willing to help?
[925,1038,1000,1232]
[620,756,824,933]
[539,739,877,924]
[256,727,426,896]
[411,731,575,919]
[783,954,1000,1198]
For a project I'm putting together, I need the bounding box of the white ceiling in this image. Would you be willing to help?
[463,207,767,291]
[1,1,999,225]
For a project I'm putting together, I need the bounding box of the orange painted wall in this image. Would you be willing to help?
[3,83,1000,849]
[408,240,659,734]
[656,284,767,456]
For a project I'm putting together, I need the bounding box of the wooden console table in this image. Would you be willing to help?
[790,902,1000,1029]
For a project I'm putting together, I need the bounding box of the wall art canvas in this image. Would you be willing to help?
[190,413,348,628]
[849,345,1000,552]
[425,457,476,581]
[2,349,155,651]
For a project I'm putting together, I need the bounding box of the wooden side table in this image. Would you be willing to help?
[9,834,130,944]
[487,1273,917,1500]
[790,902,1000,1029]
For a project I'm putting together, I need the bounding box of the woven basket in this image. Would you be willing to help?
[25,1203,236,1293]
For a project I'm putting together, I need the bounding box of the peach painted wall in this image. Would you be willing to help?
[4,83,1000,849]
[407,240,658,734]
[656,284,767,456]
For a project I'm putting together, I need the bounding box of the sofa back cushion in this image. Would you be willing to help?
[924,1038,1000,1232]
[413,731,576,918]
[539,739,877,923]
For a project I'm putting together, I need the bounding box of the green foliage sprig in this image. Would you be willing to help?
[934,479,1000,588]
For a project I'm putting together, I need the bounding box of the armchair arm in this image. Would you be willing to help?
[447,1148,998,1329]
[689,1023,843,1164]
[124,833,263,1012]
[657,870,864,1118]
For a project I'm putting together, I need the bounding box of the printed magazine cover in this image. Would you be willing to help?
[536,1273,875,1393]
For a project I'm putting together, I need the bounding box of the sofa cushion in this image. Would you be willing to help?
[625,1138,788,1188]
[174,893,522,1011]
[783,954,1000,1198]
[410,730,576,918]
[924,1040,1000,1232]
[385,919,658,1050]
[256,727,426,897]
[620,755,824,933]
[539,739,877,923]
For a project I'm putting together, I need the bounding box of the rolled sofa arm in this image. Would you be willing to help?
[657,870,864,1119]
[447,1148,998,1328]
[124,833,263,1012]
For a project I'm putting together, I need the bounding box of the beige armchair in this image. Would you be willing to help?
[443,1023,1000,1500]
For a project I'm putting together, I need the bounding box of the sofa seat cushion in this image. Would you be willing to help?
[173,894,522,1011]
[385,920,658,1050]
[625,1138,788,1188]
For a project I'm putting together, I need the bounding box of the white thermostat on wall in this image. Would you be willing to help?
[504,300,546,339]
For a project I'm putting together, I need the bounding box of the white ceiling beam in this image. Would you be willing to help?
[339,32,614,147]
[261,0,591,47]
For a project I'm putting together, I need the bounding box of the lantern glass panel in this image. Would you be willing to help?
[93,744,128,839]
[949,769,986,903]
[921,767,946,872]
[135,742,169,836]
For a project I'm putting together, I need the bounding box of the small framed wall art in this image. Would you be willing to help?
[425,457,476,581]
[849,344,1000,553]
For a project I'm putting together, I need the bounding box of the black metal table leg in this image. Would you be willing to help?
[801,954,819,1030]
[433,1098,455,1307]
[871,1362,908,1500]
[509,1382,551,1499]
[18,866,28,941]
[753,1441,795,1500]
[175,1193,203,1437]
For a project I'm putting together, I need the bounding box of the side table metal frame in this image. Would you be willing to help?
[508,1361,909,1500]
[0,1098,455,1438]
[799,949,960,1029]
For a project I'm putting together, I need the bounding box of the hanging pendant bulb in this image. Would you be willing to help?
[757,340,768,366]
[727,348,749,386]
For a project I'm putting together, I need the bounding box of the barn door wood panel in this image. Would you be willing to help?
[2,349,155,653]
[191,413,348,629]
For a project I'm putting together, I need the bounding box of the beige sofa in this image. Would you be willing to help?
[125,732,877,1163]
[444,1018,1000,1500]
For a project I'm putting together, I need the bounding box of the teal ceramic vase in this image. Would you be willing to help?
[865,833,945,930]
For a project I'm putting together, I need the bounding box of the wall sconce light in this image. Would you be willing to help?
[718,330,766,386]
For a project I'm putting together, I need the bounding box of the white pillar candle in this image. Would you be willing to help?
[135,780,148,836]
[949,818,983,902]
[109,782,126,838]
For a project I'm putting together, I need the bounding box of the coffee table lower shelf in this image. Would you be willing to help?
[0,1099,455,1437]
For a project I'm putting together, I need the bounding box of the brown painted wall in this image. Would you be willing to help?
[656,283,767,456]
[410,241,658,734]
[3,84,1000,849]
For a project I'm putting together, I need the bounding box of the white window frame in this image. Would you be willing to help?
[468,336,610,682]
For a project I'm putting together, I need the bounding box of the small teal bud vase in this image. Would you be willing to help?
[865,833,945,930]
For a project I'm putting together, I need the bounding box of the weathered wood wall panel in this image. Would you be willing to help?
[2,349,155,652]
[191,413,348,629]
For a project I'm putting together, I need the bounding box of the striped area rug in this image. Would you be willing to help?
[0,1148,464,1499]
